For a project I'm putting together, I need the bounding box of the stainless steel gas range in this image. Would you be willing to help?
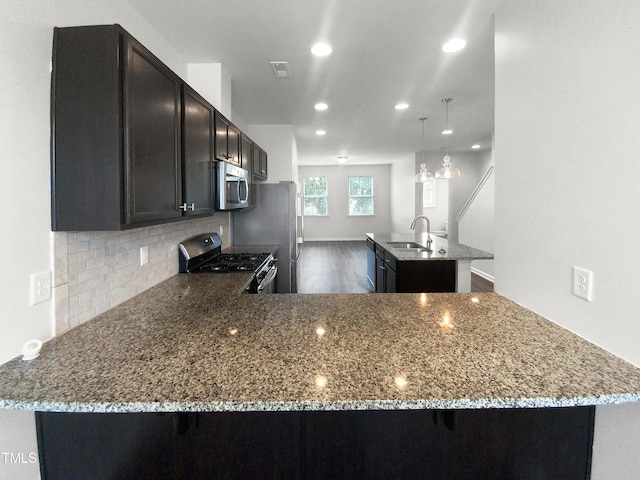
[178,233,277,294]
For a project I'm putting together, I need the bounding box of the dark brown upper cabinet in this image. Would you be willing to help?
[252,143,268,180]
[51,25,183,230]
[51,24,267,231]
[182,85,216,217]
[240,134,253,171]
[214,111,241,167]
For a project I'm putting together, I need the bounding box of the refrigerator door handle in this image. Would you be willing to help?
[292,239,303,262]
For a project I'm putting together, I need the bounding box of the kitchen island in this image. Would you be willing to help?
[366,232,493,293]
[2,273,640,478]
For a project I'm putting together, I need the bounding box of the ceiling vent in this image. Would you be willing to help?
[269,61,291,79]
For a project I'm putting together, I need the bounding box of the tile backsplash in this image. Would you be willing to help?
[52,214,230,335]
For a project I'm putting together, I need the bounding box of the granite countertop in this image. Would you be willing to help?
[367,232,493,261]
[2,270,640,413]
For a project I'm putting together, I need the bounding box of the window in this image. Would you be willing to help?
[348,176,374,216]
[303,176,328,215]
[422,178,436,208]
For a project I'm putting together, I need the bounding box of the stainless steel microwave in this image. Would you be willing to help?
[216,161,249,210]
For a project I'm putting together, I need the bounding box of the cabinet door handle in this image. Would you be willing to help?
[179,203,187,211]
[180,203,195,212]
[378,265,386,270]
[188,203,195,211]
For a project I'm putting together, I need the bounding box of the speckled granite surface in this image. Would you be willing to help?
[366,232,493,261]
[1,273,640,413]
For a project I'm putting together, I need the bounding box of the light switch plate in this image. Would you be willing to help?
[573,266,594,302]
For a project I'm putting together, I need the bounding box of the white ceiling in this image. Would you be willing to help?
[127,0,497,165]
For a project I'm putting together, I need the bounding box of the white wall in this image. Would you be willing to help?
[404,149,488,242]
[414,152,450,233]
[495,1,640,478]
[299,164,392,241]
[391,151,491,238]
[247,125,297,183]
[390,154,417,233]
[458,147,494,277]
[458,170,494,278]
[476,147,493,179]
[445,152,482,242]
[187,63,232,118]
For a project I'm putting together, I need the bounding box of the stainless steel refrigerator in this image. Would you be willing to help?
[232,181,303,293]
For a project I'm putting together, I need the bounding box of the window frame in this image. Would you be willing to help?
[303,176,329,216]
[348,175,375,216]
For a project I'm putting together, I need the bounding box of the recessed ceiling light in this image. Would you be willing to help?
[311,43,332,56]
[316,130,326,136]
[442,37,466,53]
[471,144,481,149]
[442,129,453,135]
[314,102,328,111]
[337,156,348,163]
[395,103,409,110]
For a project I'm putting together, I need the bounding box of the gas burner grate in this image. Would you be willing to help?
[193,252,270,273]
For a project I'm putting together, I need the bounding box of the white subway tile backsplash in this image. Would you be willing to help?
[68,241,88,255]
[78,309,95,325]
[52,232,68,288]
[52,214,230,334]
[52,283,69,336]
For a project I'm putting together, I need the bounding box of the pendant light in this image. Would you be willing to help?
[435,98,461,179]
[415,117,433,183]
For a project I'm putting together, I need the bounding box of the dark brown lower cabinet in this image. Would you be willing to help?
[36,407,594,480]
[374,243,456,293]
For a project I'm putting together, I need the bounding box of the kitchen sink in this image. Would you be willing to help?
[387,242,424,249]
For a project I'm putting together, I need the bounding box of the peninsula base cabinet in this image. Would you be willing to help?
[375,244,455,293]
[36,407,594,479]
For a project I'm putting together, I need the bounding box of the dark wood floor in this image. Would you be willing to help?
[297,241,493,294]
[298,241,373,293]
[471,271,494,292]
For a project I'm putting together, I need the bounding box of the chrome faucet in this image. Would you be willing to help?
[410,215,433,250]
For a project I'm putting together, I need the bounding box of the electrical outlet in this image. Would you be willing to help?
[30,271,52,306]
[140,246,149,266]
[573,266,594,302]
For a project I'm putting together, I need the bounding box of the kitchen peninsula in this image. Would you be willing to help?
[366,232,493,293]
[2,273,640,478]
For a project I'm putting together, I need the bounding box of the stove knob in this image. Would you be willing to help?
[258,271,267,280]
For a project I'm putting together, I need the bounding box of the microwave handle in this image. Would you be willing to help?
[239,178,249,203]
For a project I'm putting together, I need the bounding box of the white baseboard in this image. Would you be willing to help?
[471,266,494,283]
[303,237,366,242]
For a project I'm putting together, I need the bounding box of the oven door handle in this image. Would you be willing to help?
[257,266,277,293]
